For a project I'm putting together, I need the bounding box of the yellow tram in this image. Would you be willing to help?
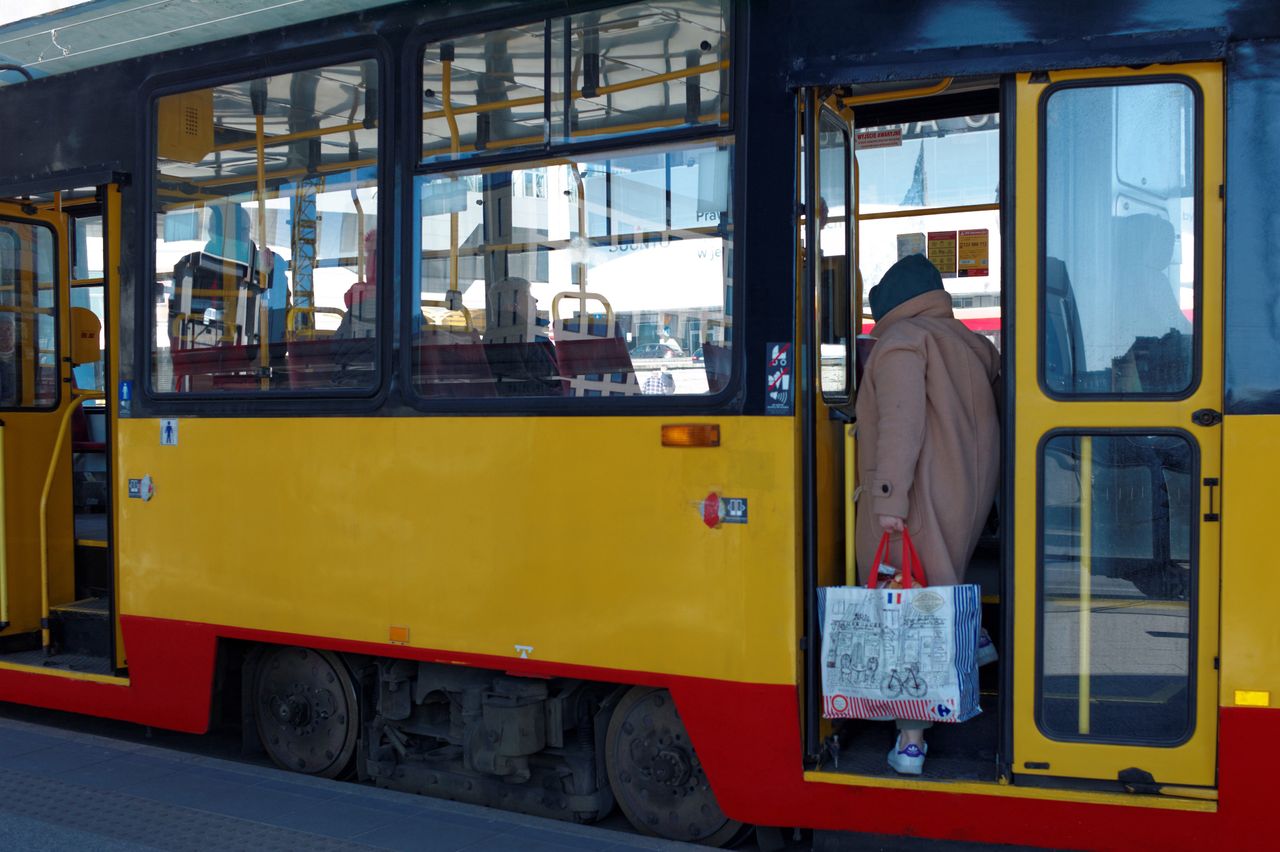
[0,1,1276,848]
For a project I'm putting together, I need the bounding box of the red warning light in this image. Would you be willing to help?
[702,492,721,528]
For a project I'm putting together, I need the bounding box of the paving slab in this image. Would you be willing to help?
[0,710,699,851]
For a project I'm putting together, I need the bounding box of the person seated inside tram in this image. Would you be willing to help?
[337,228,377,339]
[855,253,1001,776]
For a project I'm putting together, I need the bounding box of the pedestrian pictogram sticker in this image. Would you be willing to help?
[160,418,178,446]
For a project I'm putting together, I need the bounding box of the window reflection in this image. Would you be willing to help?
[420,0,730,165]
[152,60,380,394]
[414,141,733,398]
[1040,434,1194,743]
[1043,82,1196,395]
[0,221,58,408]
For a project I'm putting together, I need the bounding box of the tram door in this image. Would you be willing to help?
[0,194,117,671]
[1011,64,1223,787]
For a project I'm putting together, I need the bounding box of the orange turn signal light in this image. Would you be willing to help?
[389,625,410,644]
[662,423,720,447]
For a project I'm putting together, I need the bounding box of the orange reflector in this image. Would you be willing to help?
[662,423,720,447]
[389,625,410,644]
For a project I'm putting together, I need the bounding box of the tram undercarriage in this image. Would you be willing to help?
[242,646,746,846]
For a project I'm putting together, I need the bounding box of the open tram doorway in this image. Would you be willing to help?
[805,63,1224,795]
[0,184,123,678]
[802,77,1010,784]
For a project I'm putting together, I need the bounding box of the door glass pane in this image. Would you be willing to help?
[71,285,106,393]
[1040,433,1195,744]
[72,214,104,281]
[805,114,850,400]
[0,220,58,409]
[1042,82,1196,395]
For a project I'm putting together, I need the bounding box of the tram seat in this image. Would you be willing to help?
[169,250,258,349]
[556,337,640,397]
[71,405,106,453]
[702,343,732,394]
[414,327,496,397]
[283,337,378,389]
[169,344,258,391]
[483,341,564,396]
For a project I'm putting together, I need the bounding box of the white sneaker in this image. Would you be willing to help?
[977,628,998,667]
[887,741,926,775]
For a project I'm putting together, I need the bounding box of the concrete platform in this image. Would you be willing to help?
[0,711,698,851]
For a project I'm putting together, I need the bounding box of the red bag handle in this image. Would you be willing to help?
[901,527,927,588]
[866,527,928,589]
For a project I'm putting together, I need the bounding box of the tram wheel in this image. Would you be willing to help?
[253,645,358,779]
[605,686,748,847]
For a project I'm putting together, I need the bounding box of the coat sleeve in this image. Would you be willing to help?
[870,342,927,519]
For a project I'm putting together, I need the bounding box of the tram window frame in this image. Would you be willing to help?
[0,217,61,411]
[403,0,742,413]
[139,42,392,409]
[1036,76,1203,402]
[1033,427,1201,748]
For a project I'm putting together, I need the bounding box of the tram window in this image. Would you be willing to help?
[1042,82,1197,396]
[553,0,730,144]
[1038,433,1195,744]
[413,139,733,399]
[422,21,550,165]
[151,60,380,395]
[421,0,730,165]
[855,113,1001,337]
[0,221,58,409]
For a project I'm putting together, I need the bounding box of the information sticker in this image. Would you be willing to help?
[957,228,989,277]
[765,342,793,415]
[927,231,957,278]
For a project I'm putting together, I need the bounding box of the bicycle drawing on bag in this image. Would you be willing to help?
[881,664,928,698]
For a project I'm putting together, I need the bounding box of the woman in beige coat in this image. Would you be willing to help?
[855,253,1000,775]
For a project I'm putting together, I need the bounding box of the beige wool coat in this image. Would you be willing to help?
[855,289,1001,587]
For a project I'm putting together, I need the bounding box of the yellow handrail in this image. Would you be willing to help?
[0,421,7,629]
[421,59,729,122]
[551,291,614,336]
[39,390,105,650]
[841,77,954,110]
[1078,436,1093,735]
[420,299,473,331]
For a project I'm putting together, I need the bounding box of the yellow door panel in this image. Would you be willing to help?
[1012,64,1222,787]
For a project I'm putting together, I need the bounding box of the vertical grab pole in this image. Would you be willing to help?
[251,79,270,390]
[0,420,7,630]
[1078,436,1093,734]
[441,52,462,304]
[844,424,857,586]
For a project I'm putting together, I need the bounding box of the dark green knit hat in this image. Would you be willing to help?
[868,253,944,321]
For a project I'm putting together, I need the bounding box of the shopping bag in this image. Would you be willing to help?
[819,529,981,723]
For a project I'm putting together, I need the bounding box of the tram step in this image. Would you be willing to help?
[49,598,110,659]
